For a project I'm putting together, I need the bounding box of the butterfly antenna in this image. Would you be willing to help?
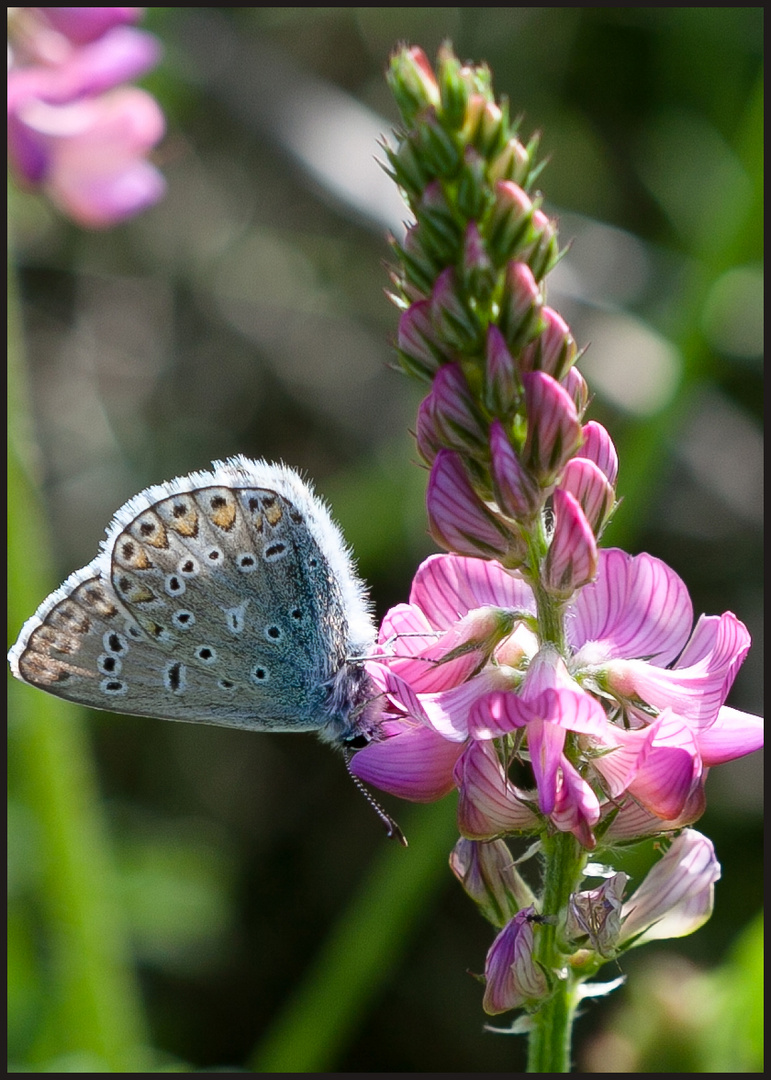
[344,753,408,847]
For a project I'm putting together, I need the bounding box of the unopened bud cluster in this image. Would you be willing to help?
[385,44,617,591]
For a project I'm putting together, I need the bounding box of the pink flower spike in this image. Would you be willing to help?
[577,421,619,486]
[569,549,693,667]
[483,909,549,1015]
[484,324,519,416]
[457,741,539,842]
[490,419,542,521]
[522,370,582,483]
[619,830,721,946]
[350,722,463,802]
[559,457,616,537]
[544,488,598,599]
[426,450,520,562]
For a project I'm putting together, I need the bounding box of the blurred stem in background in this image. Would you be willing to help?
[8,245,151,1072]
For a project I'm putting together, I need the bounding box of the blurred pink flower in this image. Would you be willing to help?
[8,7,165,227]
[352,549,761,848]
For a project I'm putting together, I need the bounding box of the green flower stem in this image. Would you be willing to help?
[527,831,587,1072]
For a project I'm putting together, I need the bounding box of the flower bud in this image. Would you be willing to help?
[436,43,469,129]
[543,488,598,598]
[418,362,488,459]
[412,106,461,177]
[561,365,590,418]
[522,207,561,280]
[450,838,534,928]
[488,136,531,186]
[522,371,583,482]
[397,299,448,378]
[566,873,628,957]
[519,307,577,382]
[463,93,507,158]
[415,180,462,263]
[396,223,439,298]
[559,457,616,537]
[384,136,429,202]
[498,261,543,352]
[387,45,440,127]
[487,182,534,266]
[483,909,549,1014]
[490,419,542,521]
[576,420,619,486]
[484,325,520,417]
[430,267,483,352]
[457,146,494,221]
[461,221,496,302]
[427,450,522,562]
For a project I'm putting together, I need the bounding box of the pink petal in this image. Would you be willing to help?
[620,830,720,945]
[376,603,478,691]
[603,781,707,840]
[349,724,463,802]
[468,691,535,739]
[558,457,615,537]
[569,549,693,666]
[696,705,764,765]
[606,611,751,731]
[528,719,566,814]
[409,553,535,629]
[456,741,539,839]
[420,668,515,741]
[550,757,600,848]
[483,910,548,1014]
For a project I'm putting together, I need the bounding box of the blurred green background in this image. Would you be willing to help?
[8,8,762,1072]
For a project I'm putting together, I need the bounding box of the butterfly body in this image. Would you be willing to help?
[9,458,382,747]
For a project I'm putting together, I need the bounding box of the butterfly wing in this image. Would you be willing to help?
[10,480,351,732]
